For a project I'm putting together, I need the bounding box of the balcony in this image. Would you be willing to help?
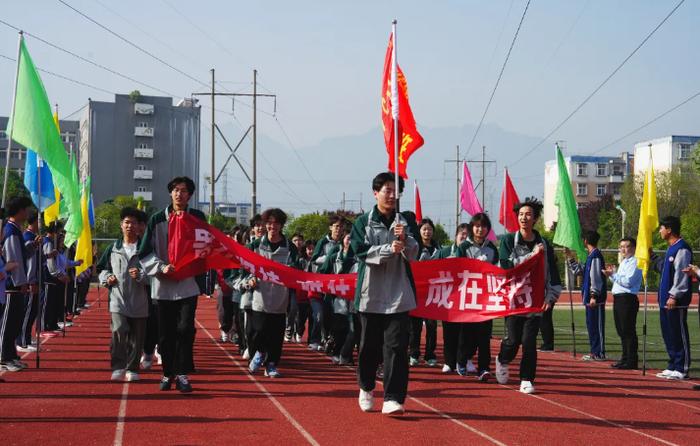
[134,126,154,137]
[133,191,152,201]
[134,103,154,115]
[608,174,624,183]
[133,169,153,180]
[134,148,154,159]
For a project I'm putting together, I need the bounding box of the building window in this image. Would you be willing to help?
[596,184,606,196]
[0,130,6,139]
[611,164,623,176]
[136,186,148,192]
[577,183,587,196]
[679,143,692,160]
[576,163,588,176]
[137,122,150,128]
[136,164,146,170]
[611,183,622,195]
[596,163,607,176]
[138,143,150,149]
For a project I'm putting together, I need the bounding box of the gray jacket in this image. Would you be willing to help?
[139,206,205,301]
[350,206,418,314]
[97,239,149,318]
[247,235,299,314]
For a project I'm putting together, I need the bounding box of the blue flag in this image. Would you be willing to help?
[87,180,95,227]
[24,149,56,211]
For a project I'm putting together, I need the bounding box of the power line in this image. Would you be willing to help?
[589,88,700,155]
[512,0,686,165]
[0,53,113,95]
[465,0,531,158]
[56,0,209,89]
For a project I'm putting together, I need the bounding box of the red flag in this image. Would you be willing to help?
[414,180,423,222]
[381,32,424,179]
[499,168,521,233]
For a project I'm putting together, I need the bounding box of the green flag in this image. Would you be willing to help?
[552,145,586,261]
[5,36,82,245]
[59,155,78,220]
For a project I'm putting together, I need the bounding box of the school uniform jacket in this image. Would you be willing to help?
[97,239,149,318]
[246,235,299,314]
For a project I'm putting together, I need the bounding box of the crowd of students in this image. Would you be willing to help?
[0,172,696,415]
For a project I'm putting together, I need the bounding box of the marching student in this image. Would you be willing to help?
[437,223,471,375]
[215,265,235,344]
[245,208,299,378]
[566,230,608,361]
[351,172,418,415]
[0,197,31,372]
[238,215,264,360]
[409,218,440,367]
[140,176,206,393]
[496,197,562,394]
[136,209,161,371]
[294,240,316,344]
[285,233,305,342]
[458,213,499,381]
[650,216,692,380]
[310,214,346,352]
[17,211,41,352]
[603,237,642,370]
[97,207,150,382]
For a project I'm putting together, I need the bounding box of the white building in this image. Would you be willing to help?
[633,135,700,176]
[198,201,262,224]
[544,153,631,229]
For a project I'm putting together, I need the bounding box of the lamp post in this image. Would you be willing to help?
[615,204,626,238]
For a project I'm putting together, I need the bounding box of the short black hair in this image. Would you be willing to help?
[328,214,346,226]
[120,207,142,221]
[249,214,263,227]
[27,210,38,225]
[514,196,543,220]
[418,218,435,231]
[46,221,63,234]
[291,232,304,240]
[137,210,148,224]
[167,176,195,194]
[6,197,33,217]
[372,172,405,194]
[261,208,287,227]
[583,230,600,247]
[304,240,316,249]
[470,213,492,232]
[659,216,681,236]
[620,237,636,248]
[455,223,470,237]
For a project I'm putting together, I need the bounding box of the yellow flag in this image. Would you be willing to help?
[75,180,93,276]
[43,111,62,224]
[634,150,658,283]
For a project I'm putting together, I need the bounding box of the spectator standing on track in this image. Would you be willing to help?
[352,172,418,415]
[98,207,150,382]
[495,197,562,395]
[566,230,608,361]
[17,211,41,352]
[294,240,315,344]
[409,218,440,367]
[603,237,642,370]
[40,222,61,335]
[458,213,499,382]
[245,208,299,378]
[650,216,692,381]
[140,176,206,393]
[438,223,471,375]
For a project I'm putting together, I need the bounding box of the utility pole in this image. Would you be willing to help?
[192,69,276,220]
[210,69,215,217]
[444,145,461,231]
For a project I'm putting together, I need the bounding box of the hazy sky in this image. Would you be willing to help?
[1,0,698,224]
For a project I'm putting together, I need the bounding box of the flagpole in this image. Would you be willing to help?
[567,263,577,357]
[391,19,400,220]
[35,128,44,368]
[2,32,24,208]
[642,283,648,375]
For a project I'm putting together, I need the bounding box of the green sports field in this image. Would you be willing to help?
[491,306,700,377]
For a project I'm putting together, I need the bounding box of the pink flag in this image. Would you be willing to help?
[460,161,497,241]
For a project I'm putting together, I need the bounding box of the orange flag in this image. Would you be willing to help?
[381,32,424,179]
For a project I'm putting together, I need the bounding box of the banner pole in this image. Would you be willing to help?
[568,266,577,357]
[2,32,23,208]
[642,283,648,376]
[391,19,400,220]
[35,151,43,368]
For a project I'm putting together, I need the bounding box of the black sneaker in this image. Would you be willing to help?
[159,376,173,391]
[175,375,193,393]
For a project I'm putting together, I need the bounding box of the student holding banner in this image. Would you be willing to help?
[496,197,562,395]
[351,172,418,415]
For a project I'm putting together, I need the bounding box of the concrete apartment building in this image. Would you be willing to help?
[543,153,632,229]
[79,93,200,208]
[0,116,80,177]
[632,135,700,176]
[197,201,262,224]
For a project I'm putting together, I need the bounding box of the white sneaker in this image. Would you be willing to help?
[1,361,22,372]
[466,360,477,374]
[358,389,374,412]
[409,357,420,367]
[140,354,153,370]
[441,364,453,373]
[17,345,37,353]
[154,350,162,365]
[666,371,687,381]
[656,369,673,378]
[308,343,320,351]
[242,348,250,360]
[126,371,140,382]
[111,369,126,381]
[220,330,229,343]
[495,356,509,384]
[381,400,405,415]
[519,380,535,394]
[294,334,303,343]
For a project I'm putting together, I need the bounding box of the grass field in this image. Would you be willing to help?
[491,306,700,377]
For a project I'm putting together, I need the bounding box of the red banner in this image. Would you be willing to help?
[167,213,545,322]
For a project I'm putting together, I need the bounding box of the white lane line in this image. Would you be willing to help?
[196,319,320,446]
[113,382,130,446]
[307,348,507,446]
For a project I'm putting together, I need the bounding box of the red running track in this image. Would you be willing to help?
[1,288,699,445]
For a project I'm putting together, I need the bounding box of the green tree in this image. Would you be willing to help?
[284,213,330,242]
[433,223,449,246]
[208,211,236,232]
[94,195,143,240]
[0,168,31,202]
